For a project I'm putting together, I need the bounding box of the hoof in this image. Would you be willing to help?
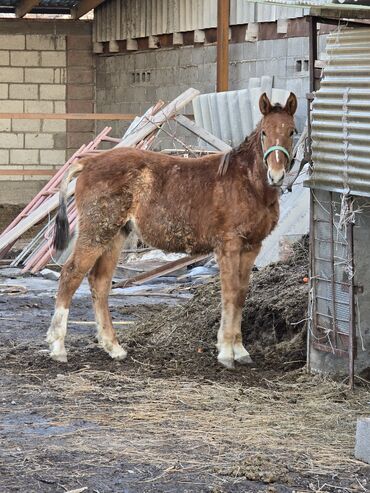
[49,340,68,363]
[109,345,127,361]
[218,357,235,370]
[235,354,254,365]
[50,350,68,363]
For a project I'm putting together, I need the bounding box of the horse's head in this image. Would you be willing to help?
[259,92,297,187]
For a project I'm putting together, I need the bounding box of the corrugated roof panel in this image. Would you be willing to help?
[93,0,305,43]
[308,28,370,197]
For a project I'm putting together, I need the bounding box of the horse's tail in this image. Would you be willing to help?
[53,160,85,251]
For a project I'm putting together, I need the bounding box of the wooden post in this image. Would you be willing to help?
[217,0,230,92]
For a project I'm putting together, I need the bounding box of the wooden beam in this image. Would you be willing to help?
[0,113,135,121]
[71,0,106,19]
[112,254,210,289]
[217,0,230,92]
[175,115,232,152]
[15,0,39,18]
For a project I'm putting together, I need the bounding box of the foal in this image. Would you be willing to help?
[47,92,297,369]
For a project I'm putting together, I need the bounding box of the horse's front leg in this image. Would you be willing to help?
[216,242,261,369]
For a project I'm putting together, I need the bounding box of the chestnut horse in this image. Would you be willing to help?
[47,92,297,369]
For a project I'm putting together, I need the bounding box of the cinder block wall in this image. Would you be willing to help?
[0,20,93,204]
[95,32,327,142]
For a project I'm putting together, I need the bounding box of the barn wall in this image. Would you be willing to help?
[95,33,328,140]
[0,19,94,205]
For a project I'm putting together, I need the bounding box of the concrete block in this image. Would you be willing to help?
[67,35,92,51]
[243,42,257,60]
[53,133,67,149]
[24,100,54,113]
[25,68,54,83]
[54,68,67,84]
[246,23,259,42]
[0,149,9,164]
[26,34,65,51]
[230,43,244,62]
[0,133,24,149]
[67,84,93,100]
[25,133,54,149]
[40,149,66,165]
[0,67,24,83]
[277,19,288,34]
[54,101,66,113]
[0,51,9,66]
[0,83,8,99]
[148,36,159,49]
[10,51,40,67]
[0,119,11,132]
[10,149,39,165]
[0,100,24,112]
[67,51,93,67]
[42,120,66,132]
[194,30,205,44]
[0,180,44,204]
[0,35,25,50]
[173,33,183,46]
[40,84,66,100]
[9,83,38,100]
[41,51,67,67]
[40,268,60,281]
[126,38,138,51]
[109,40,119,53]
[12,119,40,132]
[67,68,93,84]
[93,42,104,54]
[355,418,370,464]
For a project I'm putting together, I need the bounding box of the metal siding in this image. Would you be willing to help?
[93,0,305,43]
[308,28,370,197]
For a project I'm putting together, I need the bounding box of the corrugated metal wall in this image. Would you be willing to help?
[309,28,370,197]
[93,0,305,43]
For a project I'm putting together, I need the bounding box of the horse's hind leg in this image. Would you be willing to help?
[216,242,260,369]
[47,243,103,362]
[88,231,127,360]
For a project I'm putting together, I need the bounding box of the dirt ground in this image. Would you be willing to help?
[1,238,369,493]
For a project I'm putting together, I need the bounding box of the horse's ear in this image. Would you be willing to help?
[284,92,297,116]
[259,93,272,116]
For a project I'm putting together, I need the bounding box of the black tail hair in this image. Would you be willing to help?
[53,199,70,251]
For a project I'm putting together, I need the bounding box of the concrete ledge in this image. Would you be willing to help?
[355,418,370,464]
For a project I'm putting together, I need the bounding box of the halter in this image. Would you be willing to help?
[261,133,293,171]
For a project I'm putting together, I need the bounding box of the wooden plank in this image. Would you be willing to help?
[0,113,135,121]
[217,0,230,92]
[15,0,39,17]
[112,254,210,289]
[116,88,200,148]
[71,0,106,19]
[175,114,232,152]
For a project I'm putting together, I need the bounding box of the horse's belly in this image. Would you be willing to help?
[130,216,213,254]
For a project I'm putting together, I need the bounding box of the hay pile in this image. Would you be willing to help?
[122,237,309,373]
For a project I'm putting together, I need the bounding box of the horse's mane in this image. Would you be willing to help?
[217,103,285,177]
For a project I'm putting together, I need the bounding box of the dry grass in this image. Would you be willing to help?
[2,364,369,491]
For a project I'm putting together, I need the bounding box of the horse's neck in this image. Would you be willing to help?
[238,136,279,206]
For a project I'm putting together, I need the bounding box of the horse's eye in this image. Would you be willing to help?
[290,130,294,137]
[261,131,266,138]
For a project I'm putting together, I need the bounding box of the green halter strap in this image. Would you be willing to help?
[263,145,291,164]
